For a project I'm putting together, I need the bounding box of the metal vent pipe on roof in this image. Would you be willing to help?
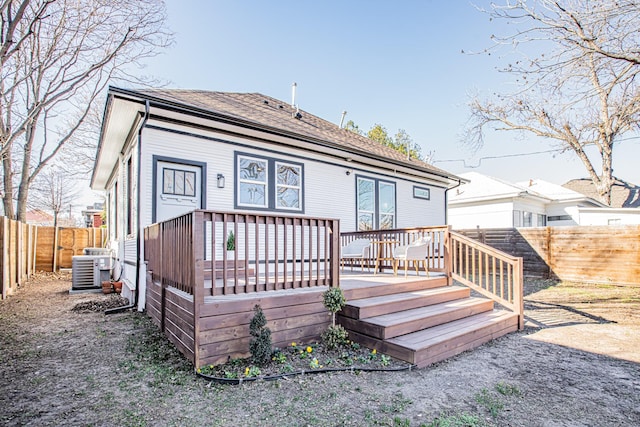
[340,110,347,128]
[291,82,297,107]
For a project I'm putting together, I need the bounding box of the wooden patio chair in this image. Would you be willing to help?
[340,239,372,272]
[392,236,432,277]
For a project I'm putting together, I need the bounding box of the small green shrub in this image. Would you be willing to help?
[249,305,272,366]
[323,287,346,323]
[225,231,235,251]
[322,324,349,350]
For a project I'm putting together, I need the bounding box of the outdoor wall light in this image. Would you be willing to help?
[217,173,225,188]
[346,169,352,176]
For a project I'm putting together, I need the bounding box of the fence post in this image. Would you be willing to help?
[1,218,7,299]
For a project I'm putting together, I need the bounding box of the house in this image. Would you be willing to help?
[447,172,607,229]
[25,209,54,226]
[563,177,640,208]
[81,202,105,228]
[90,87,462,310]
[90,88,527,369]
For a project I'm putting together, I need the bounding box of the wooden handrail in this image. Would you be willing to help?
[449,230,524,329]
[341,226,450,274]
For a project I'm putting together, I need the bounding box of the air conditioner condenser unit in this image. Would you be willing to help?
[72,255,112,290]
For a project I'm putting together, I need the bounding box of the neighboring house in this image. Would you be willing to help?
[81,202,105,228]
[447,172,606,229]
[563,178,640,208]
[90,87,461,309]
[25,209,54,226]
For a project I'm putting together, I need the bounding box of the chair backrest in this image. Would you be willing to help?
[342,238,371,256]
[410,236,432,246]
[402,236,431,259]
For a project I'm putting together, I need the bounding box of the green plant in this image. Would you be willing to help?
[323,287,346,325]
[271,350,287,364]
[423,412,485,427]
[322,324,349,350]
[225,231,235,251]
[495,381,521,397]
[249,305,272,366]
[321,287,349,349]
[244,366,261,377]
[280,364,295,373]
[475,388,504,418]
[380,355,391,366]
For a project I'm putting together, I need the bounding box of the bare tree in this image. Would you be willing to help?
[464,0,640,205]
[0,0,172,220]
[28,166,78,227]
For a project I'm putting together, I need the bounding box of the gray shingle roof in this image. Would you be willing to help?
[563,178,640,208]
[134,88,455,179]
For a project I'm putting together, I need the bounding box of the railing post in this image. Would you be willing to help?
[514,257,524,330]
[444,225,452,286]
[192,210,205,368]
[330,219,340,288]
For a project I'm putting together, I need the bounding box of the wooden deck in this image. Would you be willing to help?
[144,213,524,369]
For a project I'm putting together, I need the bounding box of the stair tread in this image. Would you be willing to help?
[387,310,518,351]
[346,286,469,308]
[362,297,493,327]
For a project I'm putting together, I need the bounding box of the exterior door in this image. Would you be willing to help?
[155,160,203,222]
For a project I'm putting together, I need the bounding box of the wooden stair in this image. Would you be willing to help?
[338,280,519,368]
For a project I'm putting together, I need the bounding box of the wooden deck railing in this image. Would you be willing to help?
[144,214,196,295]
[144,210,341,297]
[449,230,524,329]
[341,226,450,273]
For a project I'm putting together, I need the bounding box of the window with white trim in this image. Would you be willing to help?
[235,153,304,212]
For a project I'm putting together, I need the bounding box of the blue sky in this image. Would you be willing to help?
[137,0,639,186]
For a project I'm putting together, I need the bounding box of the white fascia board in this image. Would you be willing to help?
[448,191,550,206]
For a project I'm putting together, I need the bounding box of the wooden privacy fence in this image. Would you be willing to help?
[1,216,107,299]
[457,226,640,285]
[1,217,37,299]
[449,231,524,329]
[35,226,107,271]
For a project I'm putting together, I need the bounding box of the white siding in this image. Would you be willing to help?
[448,200,515,229]
[139,122,447,232]
[577,208,640,225]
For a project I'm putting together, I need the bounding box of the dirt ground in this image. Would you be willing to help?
[0,273,638,427]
